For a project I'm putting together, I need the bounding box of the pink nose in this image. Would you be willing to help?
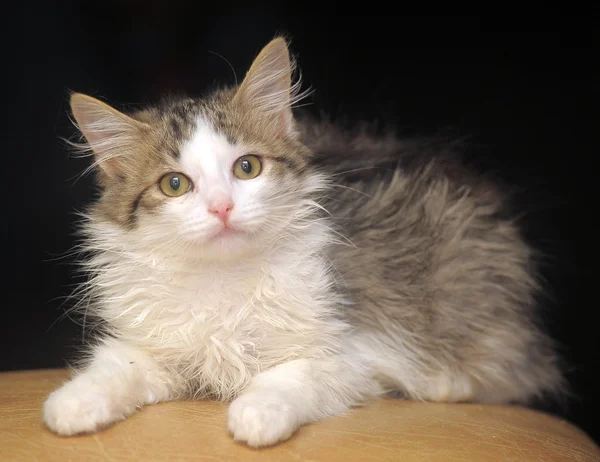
[208,201,234,224]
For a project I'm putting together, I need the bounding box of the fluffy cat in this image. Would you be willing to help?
[43,37,564,447]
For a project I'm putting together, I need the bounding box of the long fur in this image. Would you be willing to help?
[43,37,565,448]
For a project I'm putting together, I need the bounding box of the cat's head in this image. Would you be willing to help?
[71,38,325,262]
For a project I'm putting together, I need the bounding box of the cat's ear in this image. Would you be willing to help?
[233,37,300,138]
[69,93,148,180]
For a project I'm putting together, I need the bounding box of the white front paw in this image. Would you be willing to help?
[228,391,301,447]
[43,380,125,436]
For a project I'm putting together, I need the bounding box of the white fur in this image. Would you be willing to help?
[44,119,377,446]
[228,357,381,446]
[44,339,173,435]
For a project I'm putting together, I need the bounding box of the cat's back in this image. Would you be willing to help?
[300,116,562,403]
[298,116,509,241]
[301,117,524,305]
[299,117,528,310]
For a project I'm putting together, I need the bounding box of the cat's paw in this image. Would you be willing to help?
[43,380,125,436]
[228,391,301,447]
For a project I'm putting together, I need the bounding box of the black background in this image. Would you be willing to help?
[3,6,597,444]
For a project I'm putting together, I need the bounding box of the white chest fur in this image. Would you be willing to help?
[86,225,347,399]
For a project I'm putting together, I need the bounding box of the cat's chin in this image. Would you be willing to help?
[206,225,250,244]
[213,227,243,239]
[192,226,261,261]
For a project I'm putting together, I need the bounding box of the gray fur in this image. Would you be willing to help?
[302,119,564,403]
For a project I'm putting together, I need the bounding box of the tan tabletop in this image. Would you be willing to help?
[1,369,598,461]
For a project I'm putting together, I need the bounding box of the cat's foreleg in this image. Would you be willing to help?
[228,356,381,447]
[43,338,175,436]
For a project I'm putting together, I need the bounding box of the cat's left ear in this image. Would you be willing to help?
[233,37,300,138]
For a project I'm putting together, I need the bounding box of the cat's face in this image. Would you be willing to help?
[71,38,323,261]
[123,103,320,261]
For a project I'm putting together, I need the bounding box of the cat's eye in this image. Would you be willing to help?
[233,155,262,180]
[159,172,192,197]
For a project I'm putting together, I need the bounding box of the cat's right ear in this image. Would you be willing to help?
[69,93,148,180]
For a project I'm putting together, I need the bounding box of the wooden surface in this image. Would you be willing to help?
[1,369,599,461]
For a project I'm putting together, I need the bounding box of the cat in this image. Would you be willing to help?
[43,37,564,448]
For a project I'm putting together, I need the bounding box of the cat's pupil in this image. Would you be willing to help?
[169,176,180,190]
[241,160,252,174]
